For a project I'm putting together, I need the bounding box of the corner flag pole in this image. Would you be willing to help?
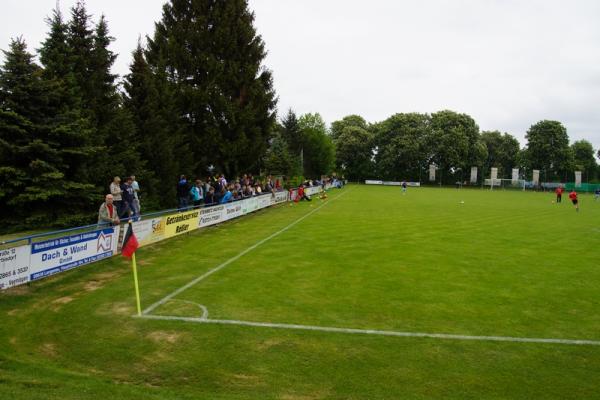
[123,219,142,317]
[131,251,142,316]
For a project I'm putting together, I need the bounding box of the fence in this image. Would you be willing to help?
[0,185,330,291]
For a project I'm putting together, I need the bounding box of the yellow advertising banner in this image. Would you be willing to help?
[163,210,200,238]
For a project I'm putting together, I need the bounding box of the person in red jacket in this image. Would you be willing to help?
[555,186,564,203]
[568,190,579,212]
[294,184,312,203]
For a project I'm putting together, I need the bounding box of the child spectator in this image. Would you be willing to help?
[205,186,216,205]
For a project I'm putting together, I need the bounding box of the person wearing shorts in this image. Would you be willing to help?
[555,186,563,203]
[569,190,579,212]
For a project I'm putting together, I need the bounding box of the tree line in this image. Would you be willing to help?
[1,0,597,232]
[324,112,598,185]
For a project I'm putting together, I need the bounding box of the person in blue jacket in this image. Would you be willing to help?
[220,185,233,204]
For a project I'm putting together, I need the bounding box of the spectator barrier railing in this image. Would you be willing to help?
[0,184,331,291]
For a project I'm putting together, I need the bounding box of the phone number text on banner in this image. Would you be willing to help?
[30,228,118,280]
[0,245,31,290]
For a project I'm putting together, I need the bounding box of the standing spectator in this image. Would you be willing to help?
[121,177,136,220]
[205,186,216,205]
[177,175,190,210]
[190,179,204,207]
[131,175,141,216]
[205,178,212,195]
[244,185,254,197]
[109,177,123,217]
[265,178,275,197]
[219,174,227,187]
[214,177,223,197]
[98,194,120,227]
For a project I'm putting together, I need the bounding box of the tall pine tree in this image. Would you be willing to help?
[147,0,277,177]
[0,38,96,228]
[123,42,183,209]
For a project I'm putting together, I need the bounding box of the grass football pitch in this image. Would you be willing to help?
[2,185,600,399]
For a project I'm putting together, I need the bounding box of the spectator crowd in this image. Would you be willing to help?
[98,173,342,226]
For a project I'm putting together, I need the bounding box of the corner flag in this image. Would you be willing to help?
[122,221,141,315]
[122,222,139,258]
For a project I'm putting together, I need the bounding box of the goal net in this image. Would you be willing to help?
[484,178,526,190]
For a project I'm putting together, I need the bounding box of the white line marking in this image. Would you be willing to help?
[167,299,208,319]
[142,190,349,315]
[138,314,600,346]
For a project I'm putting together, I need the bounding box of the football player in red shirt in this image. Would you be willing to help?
[555,186,563,203]
[568,190,579,212]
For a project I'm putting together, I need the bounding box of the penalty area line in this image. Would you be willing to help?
[142,189,350,315]
[137,314,600,347]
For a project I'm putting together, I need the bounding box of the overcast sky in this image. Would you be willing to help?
[2,0,600,151]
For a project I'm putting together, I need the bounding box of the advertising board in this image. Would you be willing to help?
[199,204,226,227]
[0,245,31,290]
[163,210,200,238]
[30,228,118,281]
[124,217,165,248]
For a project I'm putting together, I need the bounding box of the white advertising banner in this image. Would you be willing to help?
[257,195,271,209]
[0,245,31,290]
[470,167,478,184]
[512,168,519,184]
[243,197,259,213]
[364,181,420,187]
[532,169,540,185]
[30,228,118,281]
[224,203,243,220]
[199,204,226,227]
[429,165,436,182]
[307,187,322,197]
[575,171,582,187]
[271,191,288,205]
[491,167,498,181]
